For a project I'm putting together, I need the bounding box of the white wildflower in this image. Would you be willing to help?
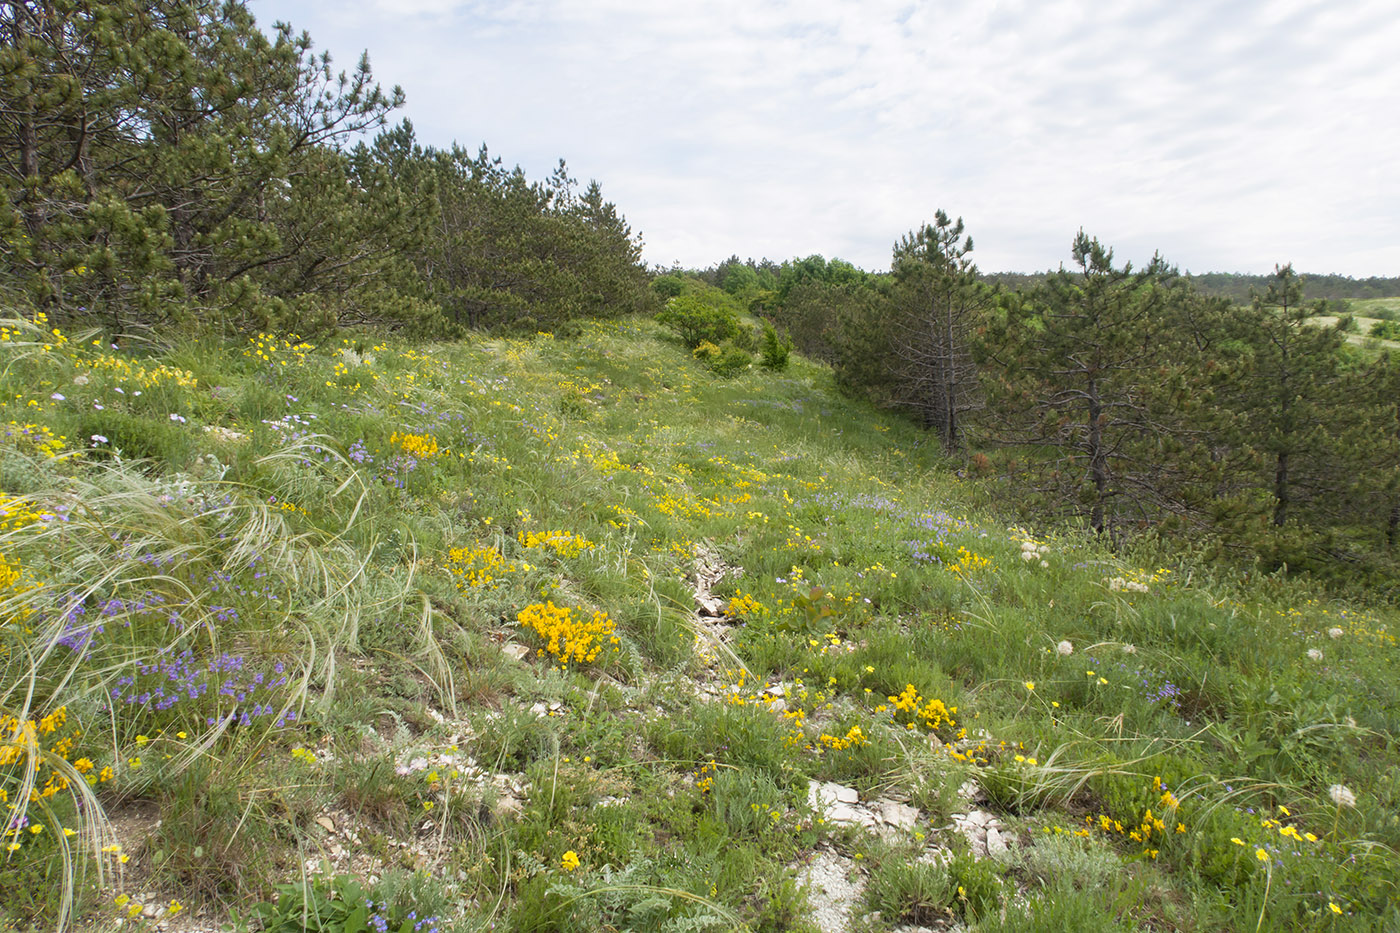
[1329,784,1356,808]
[1056,640,1074,656]
[1327,627,1344,639]
[1307,648,1323,661]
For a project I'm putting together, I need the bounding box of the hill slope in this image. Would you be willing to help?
[2,317,1397,932]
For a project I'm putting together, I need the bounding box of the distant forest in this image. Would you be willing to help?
[985,272,1400,303]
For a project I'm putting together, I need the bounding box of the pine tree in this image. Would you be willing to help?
[1,0,403,331]
[1227,265,1345,529]
[887,210,991,452]
[978,232,1180,535]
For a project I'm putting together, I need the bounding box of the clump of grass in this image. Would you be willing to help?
[861,858,954,927]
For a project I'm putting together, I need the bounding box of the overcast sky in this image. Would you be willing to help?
[252,0,1398,276]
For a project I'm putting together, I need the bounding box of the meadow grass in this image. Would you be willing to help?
[0,316,1397,931]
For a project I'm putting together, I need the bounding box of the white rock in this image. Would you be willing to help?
[985,827,1010,860]
[798,849,865,933]
[502,644,529,662]
[316,815,336,833]
[874,799,920,830]
[827,803,864,825]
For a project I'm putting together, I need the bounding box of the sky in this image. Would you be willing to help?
[251,0,1399,276]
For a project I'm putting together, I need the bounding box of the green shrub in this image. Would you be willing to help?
[759,323,792,371]
[657,294,742,349]
[651,274,687,299]
[1369,319,1400,340]
[693,340,752,378]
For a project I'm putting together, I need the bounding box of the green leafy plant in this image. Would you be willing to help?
[237,876,442,933]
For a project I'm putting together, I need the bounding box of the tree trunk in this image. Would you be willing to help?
[1390,399,1400,551]
[1273,451,1289,527]
[1088,377,1107,534]
[943,296,959,452]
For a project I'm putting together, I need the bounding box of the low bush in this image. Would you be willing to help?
[657,293,742,349]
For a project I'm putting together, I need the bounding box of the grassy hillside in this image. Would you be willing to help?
[1310,299,1400,352]
[2,316,1398,932]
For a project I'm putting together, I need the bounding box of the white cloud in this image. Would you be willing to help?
[256,0,1400,275]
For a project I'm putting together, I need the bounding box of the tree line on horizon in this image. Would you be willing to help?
[676,227,1400,587]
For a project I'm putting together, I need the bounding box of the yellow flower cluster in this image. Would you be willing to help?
[784,524,822,552]
[726,592,767,619]
[1108,567,1172,593]
[2,707,113,833]
[3,422,66,459]
[390,431,442,459]
[0,313,67,349]
[693,759,717,794]
[445,545,523,590]
[1081,776,1188,859]
[76,354,197,389]
[817,725,867,751]
[518,529,595,559]
[945,546,991,578]
[1084,802,1177,859]
[0,552,20,593]
[245,333,314,367]
[0,495,52,532]
[517,601,619,666]
[272,498,308,517]
[1227,804,1321,852]
[888,684,958,733]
